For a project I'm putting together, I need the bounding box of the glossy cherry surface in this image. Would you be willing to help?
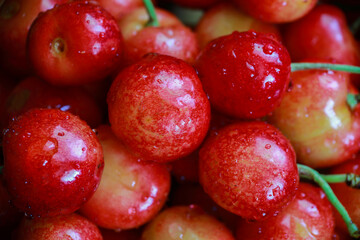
[199,121,299,220]
[118,7,199,66]
[269,61,360,168]
[107,53,211,163]
[80,125,171,230]
[236,183,335,239]
[141,205,235,240]
[0,0,68,77]
[232,0,317,23]
[2,108,104,217]
[196,2,281,49]
[15,213,103,240]
[196,31,291,119]
[27,1,124,85]
[283,4,360,66]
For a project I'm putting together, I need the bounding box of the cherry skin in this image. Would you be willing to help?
[15,213,103,240]
[235,183,335,240]
[0,0,68,78]
[1,77,103,131]
[196,2,281,49]
[107,53,211,163]
[2,108,104,218]
[283,4,360,86]
[79,125,171,230]
[95,0,146,20]
[199,121,299,221]
[231,0,317,23]
[196,31,291,119]
[283,4,360,66]
[27,1,124,86]
[118,7,199,66]
[269,60,360,168]
[141,205,235,240]
[330,157,360,234]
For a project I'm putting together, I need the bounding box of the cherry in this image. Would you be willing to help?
[107,53,211,163]
[269,59,360,168]
[196,31,291,119]
[231,0,317,23]
[199,121,299,220]
[141,205,235,240]
[283,4,360,86]
[27,1,124,85]
[118,6,199,66]
[196,2,281,49]
[79,125,171,230]
[283,4,360,66]
[0,0,68,78]
[2,108,104,217]
[15,213,103,240]
[236,183,335,239]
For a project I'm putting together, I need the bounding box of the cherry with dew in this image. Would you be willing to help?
[107,53,210,163]
[199,121,299,221]
[2,108,104,218]
[195,31,291,119]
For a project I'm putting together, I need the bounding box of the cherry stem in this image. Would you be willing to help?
[297,163,360,239]
[291,63,360,74]
[0,166,3,175]
[320,173,360,188]
[347,93,360,110]
[143,0,159,27]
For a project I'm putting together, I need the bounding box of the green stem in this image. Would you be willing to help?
[320,173,347,183]
[297,164,360,239]
[291,63,360,74]
[347,93,360,110]
[0,166,3,175]
[143,0,159,27]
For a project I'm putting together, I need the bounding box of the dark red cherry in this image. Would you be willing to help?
[2,108,104,218]
[199,121,299,220]
[195,31,291,119]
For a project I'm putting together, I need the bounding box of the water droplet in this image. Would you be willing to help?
[263,44,275,55]
[58,132,65,136]
[265,144,271,149]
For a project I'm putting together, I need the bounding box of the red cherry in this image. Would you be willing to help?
[107,53,211,163]
[0,0,68,77]
[141,205,235,240]
[15,213,103,240]
[80,125,171,230]
[236,183,335,239]
[27,1,124,86]
[199,121,299,220]
[196,2,282,49]
[196,31,291,119]
[118,7,199,66]
[269,59,360,168]
[231,0,317,23]
[2,108,104,218]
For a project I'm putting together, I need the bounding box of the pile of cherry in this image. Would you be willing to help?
[1,0,360,239]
